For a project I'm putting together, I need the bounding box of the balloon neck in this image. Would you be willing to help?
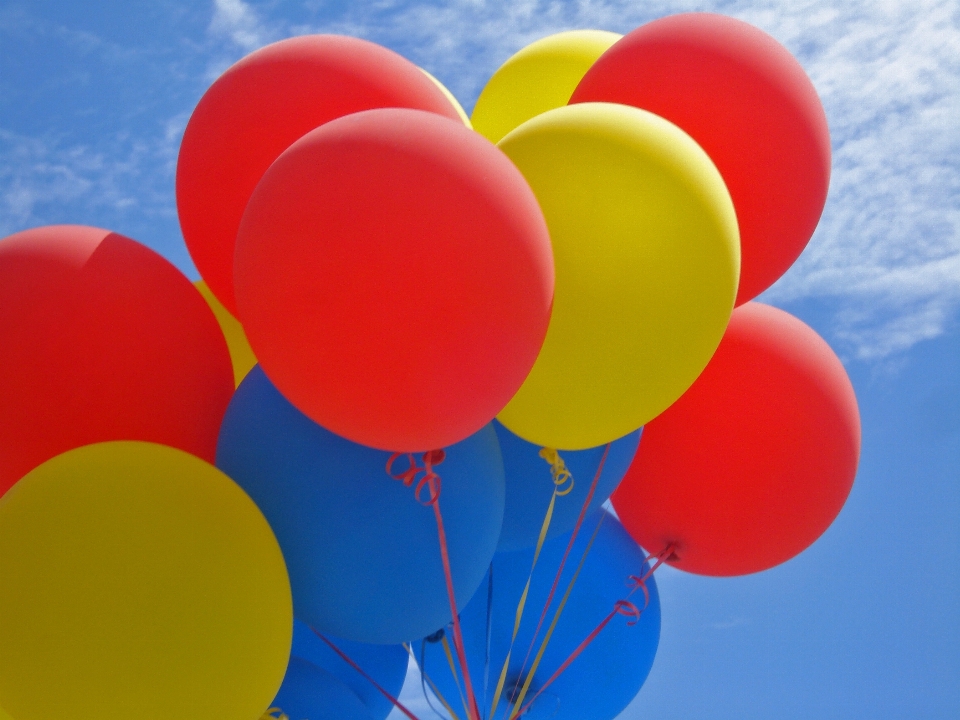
[661,542,680,563]
[537,447,574,495]
[261,708,288,720]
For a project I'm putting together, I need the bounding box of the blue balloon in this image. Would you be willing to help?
[270,657,373,720]
[291,620,408,720]
[416,510,659,720]
[217,366,505,644]
[494,420,641,552]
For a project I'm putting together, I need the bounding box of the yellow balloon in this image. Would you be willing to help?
[496,103,740,449]
[0,442,292,720]
[471,30,621,143]
[195,279,257,386]
[419,67,472,129]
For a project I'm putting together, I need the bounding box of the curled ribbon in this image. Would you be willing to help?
[538,447,574,496]
[386,449,446,505]
[613,599,642,626]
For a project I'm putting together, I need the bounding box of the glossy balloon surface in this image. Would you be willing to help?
[496,103,739,449]
[234,108,553,451]
[0,225,233,497]
[291,621,408,720]
[471,30,621,143]
[417,510,659,720]
[613,303,861,575]
[217,366,506,644]
[572,13,831,305]
[0,442,292,720]
[494,420,641,552]
[195,280,257,386]
[177,34,464,313]
[270,658,373,720]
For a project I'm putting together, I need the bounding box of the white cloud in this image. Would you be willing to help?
[285,0,960,361]
[3,0,956,362]
[209,0,273,51]
[754,0,960,361]
[205,0,281,80]
[0,127,179,238]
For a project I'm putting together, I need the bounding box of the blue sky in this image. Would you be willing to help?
[1,1,957,718]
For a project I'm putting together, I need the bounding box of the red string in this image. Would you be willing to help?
[386,451,481,720]
[386,450,444,505]
[505,443,611,714]
[514,601,640,717]
[311,628,422,720]
[511,543,676,718]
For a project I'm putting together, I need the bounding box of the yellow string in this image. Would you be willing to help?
[403,642,462,720]
[441,633,470,720]
[488,448,574,720]
[537,448,575,497]
[506,513,607,720]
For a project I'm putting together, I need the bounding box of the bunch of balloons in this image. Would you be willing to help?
[0,12,861,720]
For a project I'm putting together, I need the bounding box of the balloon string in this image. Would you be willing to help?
[501,443,611,720]
[488,448,573,719]
[387,451,481,720]
[311,628,422,720]
[505,511,606,720]
[512,543,676,719]
[484,563,494,717]
[407,641,462,720]
[429,472,482,720]
[441,632,470,719]
[514,600,641,719]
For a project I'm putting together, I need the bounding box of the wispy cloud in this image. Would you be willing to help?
[0,129,164,236]
[205,0,280,79]
[209,0,274,51]
[285,0,960,361]
[753,0,960,361]
[3,0,956,361]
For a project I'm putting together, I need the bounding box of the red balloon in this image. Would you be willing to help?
[571,13,831,306]
[176,35,465,316]
[0,226,234,497]
[234,108,554,452]
[612,303,860,576]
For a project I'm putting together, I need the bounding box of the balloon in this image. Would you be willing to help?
[195,280,257,386]
[0,442,292,720]
[420,67,472,127]
[493,420,641,552]
[177,34,465,315]
[471,30,621,143]
[269,658,373,720]
[234,108,554,452]
[416,510,660,720]
[0,225,234,498]
[571,13,831,305]
[612,303,861,576]
[216,366,506,644]
[291,620,408,720]
[495,103,740,450]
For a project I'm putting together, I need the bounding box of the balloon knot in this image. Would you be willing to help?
[386,450,446,505]
[538,447,574,496]
[262,708,288,720]
[425,627,446,643]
